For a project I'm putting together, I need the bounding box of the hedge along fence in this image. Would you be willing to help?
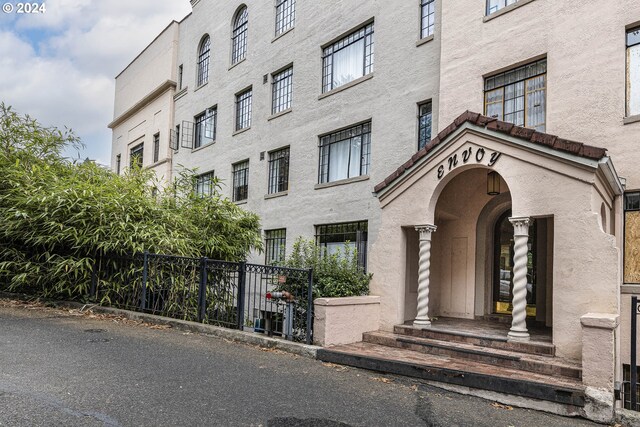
[0,103,262,300]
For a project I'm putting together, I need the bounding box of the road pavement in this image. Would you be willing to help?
[0,300,601,426]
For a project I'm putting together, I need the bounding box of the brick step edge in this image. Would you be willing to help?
[317,348,585,408]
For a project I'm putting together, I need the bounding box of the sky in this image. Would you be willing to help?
[0,0,192,166]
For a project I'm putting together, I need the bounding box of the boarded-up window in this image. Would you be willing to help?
[625,192,640,284]
[627,27,640,116]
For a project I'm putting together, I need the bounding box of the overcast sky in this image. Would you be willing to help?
[0,0,192,165]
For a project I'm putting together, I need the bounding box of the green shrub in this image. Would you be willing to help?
[0,103,262,299]
[280,238,371,298]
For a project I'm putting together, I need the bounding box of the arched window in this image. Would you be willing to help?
[197,35,210,86]
[231,6,248,64]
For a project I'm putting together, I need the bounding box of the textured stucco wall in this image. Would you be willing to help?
[171,0,440,263]
[313,296,380,346]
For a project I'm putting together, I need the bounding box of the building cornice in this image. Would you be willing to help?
[108,80,176,129]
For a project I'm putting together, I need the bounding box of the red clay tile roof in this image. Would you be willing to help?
[373,111,607,193]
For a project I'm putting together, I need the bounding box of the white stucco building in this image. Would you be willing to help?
[110,0,640,421]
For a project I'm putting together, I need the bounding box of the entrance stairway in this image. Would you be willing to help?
[316,320,585,408]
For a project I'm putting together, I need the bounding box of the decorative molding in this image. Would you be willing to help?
[108,80,176,129]
[509,216,530,236]
[508,219,530,341]
[415,224,437,241]
[414,224,436,327]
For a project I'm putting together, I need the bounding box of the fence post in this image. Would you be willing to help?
[198,257,208,322]
[236,262,246,330]
[141,250,148,311]
[89,257,98,300]
[632,296,638,411]
[306,268,314,345]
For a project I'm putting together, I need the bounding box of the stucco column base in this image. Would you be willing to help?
[413,318,432,327]
[507,330,530,341]
[580,313,619,424]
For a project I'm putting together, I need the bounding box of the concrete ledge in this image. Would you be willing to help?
[315,295,380,306]
[617,407,640,426]
[580,313,619,330]
[314,295,380,346]
[0,293,319,359]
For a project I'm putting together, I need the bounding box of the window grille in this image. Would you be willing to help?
[420,0,435,38]
[153,133,160,163]
[315,221,368,270]
[272,67,293,114]
[322,23,374,93]
[484,59,547,132]
[170,125,180,151]
[195,171,215,197]
[197,36,210,86]
[236,89,252,131]
[178,64,183,90]
[318,122,371,184]
[232,7,248,64]
[232,160,249,202]
[268,147,290,194]
[275,0,295,36]
[130,143,143,169]
[265,229,286,265]
[181,121,194,149]
[115,154,121,174]
[418,102,432,150]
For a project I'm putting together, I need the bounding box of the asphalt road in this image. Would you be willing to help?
[0,300,601,427]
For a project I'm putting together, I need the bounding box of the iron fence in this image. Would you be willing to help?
[90,252,314,343]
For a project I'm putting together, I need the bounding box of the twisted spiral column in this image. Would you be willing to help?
[414,224,437,327]
[508,217,530,341]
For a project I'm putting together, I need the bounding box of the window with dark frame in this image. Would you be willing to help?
[197,36,210,86]
[194,107,217,148]
[486,0,518,15]
[627,26,640,117]
[318,122,371,184]
[195,171,215,197]
[420,0,435,39]
[484,58,547,132]
[178,64,183,90]
[275,0,295,36]
[115,154,121,174]
[232,160,249,202]
[129,143,143,169]
[235,88,252,131]
[175,124,180,150]
[265,228,286,265]
[418,102,432,150]
[322,23,374,93]
[232,7,248,64]
[268,147,289,194]
[153,133,160,163]
[272,66,293,114]
[625,191,640,284]
[315,221,368,270]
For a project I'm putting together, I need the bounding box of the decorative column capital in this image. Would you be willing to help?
[509,217,530,237]
[415,224,437,241]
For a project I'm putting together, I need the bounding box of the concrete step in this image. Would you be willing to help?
[394,324,556,356]
[317,341,585,408]
[363,331,581,380]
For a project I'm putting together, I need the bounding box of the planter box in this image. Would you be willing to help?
[314,296,380,346]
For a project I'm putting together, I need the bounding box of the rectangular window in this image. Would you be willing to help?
[322,23,374,93]
[275,0,295,36]
[484,58,547,132]
[115,154,121,175]
[232,160,249,202]
[194,107,216,149]
[130,143,143,169]
[316,221,368,270]
[319,122,371,184]
[153,133,160,163]
[627,27,640,117]
[272,67,293,114]
[486,0,518,15]
[418,101,432,150]
[235,89,252,131]
[195,171,215,197]
[625,191,640,284]
[265,229,286,265]
[268,147,290,194]
[420,0,435,38]
[178,64,183,90]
